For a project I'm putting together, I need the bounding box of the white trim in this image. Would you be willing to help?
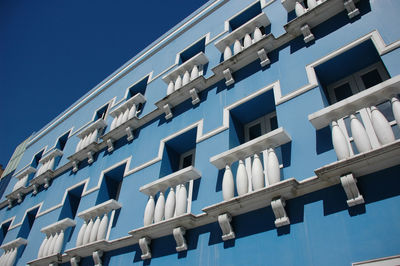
[261,0,276,9]
[174,34,211,65]
[122,72,153,100]
[179,149,196,169]
[223,0,263,32]
[353,255,400,266]
[8,203,43,230]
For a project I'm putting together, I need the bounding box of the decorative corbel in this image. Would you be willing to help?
[257,48,270,67]
[344,0,360,18]
[72,161,78,172]
[190,88,200,105]
[92,250,103,266]
[87,151,94,164]
[173,227,187,252]
[340,173,364,207]
[163,104,173,120]
[300,24,314,43]
[8,199,13,208]
[126,126,134,141]
[17,192,23,204]
[49,263,58,266]
[43,177,50,189]
[218,213,235,241]
[223,69,235,86]
[139,236,151,260]
[106,139,114,153]
[70,256,80,266]
[271,197,290,227]
[32,184,39,195]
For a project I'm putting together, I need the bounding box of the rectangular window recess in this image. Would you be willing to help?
[31,150,44,168]
[210,127,291,169]
[76,119,107,139]
[95,104,109,121]
[140,166,201,196]
[244,112,277,142]
[39,149,63,165]
[179,37,206,64]
[215,12,270,53]
[56,131,70,151]
[308,75,400,130]
[77,199,122,221]
[162,52,209,84]
[228,2,262,31]
[14,166,36,180]
[40,218,76,235]
[127,76,149,99]
[109,93,146,118]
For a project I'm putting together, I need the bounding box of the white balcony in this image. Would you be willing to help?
[102,93,146,152]
[283,0,360,43]
[7,166,36,207]
[68,118,107,172]
[30,148,63,193]
[0,238,27,266]
[28,218,76,266]
[156,52,208,120]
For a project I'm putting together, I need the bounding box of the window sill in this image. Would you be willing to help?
[76,119,107,139]
[41,218,76,235]
[77,199,122,221]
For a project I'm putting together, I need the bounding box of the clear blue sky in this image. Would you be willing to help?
[0,0,208,167]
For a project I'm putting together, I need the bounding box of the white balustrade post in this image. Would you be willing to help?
[236,160,249,196]
[331,121,350,160]
[222,165,234,201]
[176,184,187,216]
[392,97,400,128]
[267,148,281,185]
[350,114,372,153]
[252,154,265,190]
[154,192,166,223]
[370,106,395,145]
[143,196,155,226]
[165,187,176,220]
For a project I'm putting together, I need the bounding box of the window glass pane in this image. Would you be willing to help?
[360,69,383,89]
[270,116,278,131]
[248,123,262,140]
[182,154,193,168]
[334,83,353,102]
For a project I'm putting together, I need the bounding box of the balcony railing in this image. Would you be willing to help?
[6,166,36,207]
[68,118,107,172]
[102,93,146,152]
[0,238,27,266]
[283,0,360,43]
[30,148,63,193]
[156,52,208,120]
[213,12,272,86]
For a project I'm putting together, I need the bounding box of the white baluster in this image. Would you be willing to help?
[54,230,64,254]
[83,218,94,245]
[236,160,249,196]
[89,216,101,243]
[243,34,252,49]
[191,65,199,81]
[332,121,350,160]
[76,220,87,246]
[122,108,129,125]
[128,104,137,120]
[38,234,49,258]
[49,157,55,171]
[222,165,234,201]
[175,75,182,91]
[7,248,17,266]
[116,112,124,128]
[46,233,57,256]
[176,184,187,216]
[91,129,98,144]
[154,192,165,223]
[182,71,190,87]
[110,114,118,131]
[76,138,83,152]
[167,80,174,95]
[307,0,317,9]
[253,27,263,42]
[370,106,395,145]
[144,196,155,226]
[224,46,232,61]
[97,213,109,240]
[233,40,242,55]
[392,97,400,128]
[81,135,89,149]
[295,1,307,17]
[267,148,281,185]
[350,115,372,153]
[252,154,265,190]
[164,187,176,219]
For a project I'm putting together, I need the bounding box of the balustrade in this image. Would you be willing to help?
[0,238,27,266]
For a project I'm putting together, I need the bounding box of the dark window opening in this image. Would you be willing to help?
[17,207,39,239]
[95,104,109,121]
[0,221,11,245]
[56,131,70,151]
[229,2,262,31]
[179,38,206,64]
[59,184,85,220]
[127,76,149,99]
[96,164,125,205]
[31,150,44,168]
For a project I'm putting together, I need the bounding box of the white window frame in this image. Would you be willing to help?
[244,111,277,142]
[179,149,196,169]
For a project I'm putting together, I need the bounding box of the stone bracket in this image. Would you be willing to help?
[49,263,58,266]
[344,0,360,19]
[173,226,187,252]
[271,197,290,227]
[72,161,79,172]
[190,88,200,105]
[87,151,94,164]
[70,256,80,266]
[7,199,13,208]
[126,126,134,141]
[43,177,50,189]
[163,104,173,120]
[340,173,364,207]
[223,68,235,86]
[107,139,114,153]
[92,250,103,266]
[257,48,270,67]
[32,184,39,195]
[17,192,23,204]
[139,236,151,260]
[218,213,235,241]
[301,24,314,43]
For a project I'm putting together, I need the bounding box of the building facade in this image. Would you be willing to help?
[1,0,400,265]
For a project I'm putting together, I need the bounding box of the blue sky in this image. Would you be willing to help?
[0,0,208,167]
